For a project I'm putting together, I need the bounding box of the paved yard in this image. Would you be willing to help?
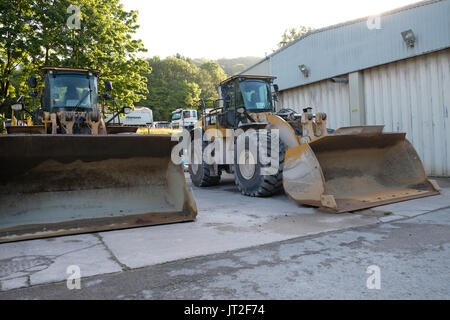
[0,175,449,299]
[1,206,449,300]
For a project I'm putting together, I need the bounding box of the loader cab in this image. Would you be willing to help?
[219,75,276,128]
[41,67,100,113]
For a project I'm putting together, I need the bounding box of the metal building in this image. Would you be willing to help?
[240,0,450,176]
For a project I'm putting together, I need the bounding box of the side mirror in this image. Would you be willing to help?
[105,80,113,92]
[11,103,24,111]
[224,95,232,104]
[122,107,132,114]
[273,84,279,93]
[27,76,37,89]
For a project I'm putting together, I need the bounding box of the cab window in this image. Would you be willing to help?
[239,80,272,111]
[172,112,181,120]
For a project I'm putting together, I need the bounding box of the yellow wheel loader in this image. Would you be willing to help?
[188,75,440,213]
[0,67,196,243]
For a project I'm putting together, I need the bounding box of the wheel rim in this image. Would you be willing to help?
[238,150,256,180]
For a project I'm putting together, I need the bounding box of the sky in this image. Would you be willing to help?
[121,0,420,59]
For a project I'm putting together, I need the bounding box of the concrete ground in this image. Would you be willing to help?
[0,175,449,299]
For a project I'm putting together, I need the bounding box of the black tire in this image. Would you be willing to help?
[234,130,285,197]
[188,139,221,187]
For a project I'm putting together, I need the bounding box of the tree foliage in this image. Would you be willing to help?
[197,61,227,100]
[0,1,38,112]
[140,56,226,121]
[0,0,150,123]
[277,26,313,49]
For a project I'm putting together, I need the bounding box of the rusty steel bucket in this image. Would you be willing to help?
[0,134,197,243]
[283,126,440,213]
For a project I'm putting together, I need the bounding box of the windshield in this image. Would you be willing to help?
[172,112,181,120]
[183,110,191,119]
[46,74,98,111]
[239,80,272,111]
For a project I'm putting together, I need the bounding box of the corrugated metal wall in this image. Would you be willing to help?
[279,79,350,130]
[269,0,450,91]
[279,48,450,176]
[364,48,450,176]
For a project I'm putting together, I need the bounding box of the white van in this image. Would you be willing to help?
[106,107,153,126]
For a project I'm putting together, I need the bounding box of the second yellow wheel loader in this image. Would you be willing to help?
[0,67,197,243]
[188,75,440,213]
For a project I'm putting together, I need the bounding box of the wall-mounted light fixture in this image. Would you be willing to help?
[401,29,416,48]
[299,64,309,77]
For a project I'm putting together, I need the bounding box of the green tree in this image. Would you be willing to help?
[38,0,150,110]
[277,26,313,49]
[0,0,150,120]
[139,56,227,121]
[0,0,39,115]
[140,56,201,121]
[196,61,226,101]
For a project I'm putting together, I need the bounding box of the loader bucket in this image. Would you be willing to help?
[283,126,440,213]
[0,134,197,243]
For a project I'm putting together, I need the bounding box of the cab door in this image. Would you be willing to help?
[220,80,237,128]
